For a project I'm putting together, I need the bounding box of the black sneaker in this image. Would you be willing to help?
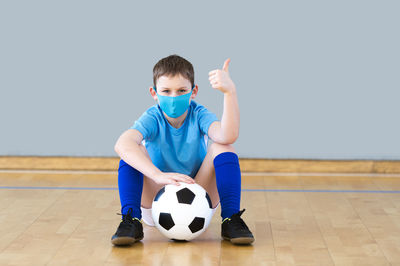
[111,208,144,246]
[221,209,255,245]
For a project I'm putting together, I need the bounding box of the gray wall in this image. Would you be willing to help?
[1,1,399,160]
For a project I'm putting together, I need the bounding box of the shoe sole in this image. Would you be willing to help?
[111,236,143,246]
[223,236,255,245]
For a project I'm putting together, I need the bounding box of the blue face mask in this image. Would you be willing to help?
[155,86,194,118]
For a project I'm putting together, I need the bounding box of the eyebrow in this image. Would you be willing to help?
[160,87,187,90]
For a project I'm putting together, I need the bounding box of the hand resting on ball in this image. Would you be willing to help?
[151,172,195,186]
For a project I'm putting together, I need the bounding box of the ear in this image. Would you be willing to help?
[191,85,198,99]
[149,86,158,101]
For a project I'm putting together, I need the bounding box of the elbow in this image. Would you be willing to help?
[114,142,122,156]
[229,130,239,144]
[221,132,239,145]
[232,131,239,143]
[227,136,238,145]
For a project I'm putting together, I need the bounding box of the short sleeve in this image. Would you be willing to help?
[197,105,219,136]
[130,110,158,141]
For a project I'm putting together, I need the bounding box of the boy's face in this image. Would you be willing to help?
[149,74,198,103]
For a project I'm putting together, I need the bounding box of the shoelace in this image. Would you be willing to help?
[116,208,142,225]
[116,208,135,225]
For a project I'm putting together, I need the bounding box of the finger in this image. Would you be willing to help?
[181,177,194,184]
[178,175,195,184]
[165,177,180,186]
[222,58,231,72]
[208,70,218,76]
[211,81,220,87]
[209,78,218,83]
[171,173,194,184]
[188,176,195,183]
[173,176,188,183]
[208,76,217,82]
[171,180,181,186]
[208,75,217,81]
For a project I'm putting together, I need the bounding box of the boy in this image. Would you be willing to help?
[111,54,254,245]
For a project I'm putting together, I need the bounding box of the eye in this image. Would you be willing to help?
[179,89,186,92]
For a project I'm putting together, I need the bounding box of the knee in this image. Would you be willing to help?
[118,159,140,173]
[118,159,129,170]
[209,142,236,159]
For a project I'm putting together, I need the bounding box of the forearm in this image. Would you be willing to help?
[115,142,161,179]
[220,89,240,143]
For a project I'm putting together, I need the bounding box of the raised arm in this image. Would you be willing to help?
[207,58,239,144]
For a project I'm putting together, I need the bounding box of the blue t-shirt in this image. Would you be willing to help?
[130,100,219,178]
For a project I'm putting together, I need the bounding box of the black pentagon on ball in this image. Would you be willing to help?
[159,212,175,230]
[154,187,165,202]
[205,193,212,208]
[188,217,205,233]
[176,187,195,204]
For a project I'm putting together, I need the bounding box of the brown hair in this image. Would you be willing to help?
[153,54,194,91]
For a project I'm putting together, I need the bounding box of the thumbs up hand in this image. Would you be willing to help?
[208,58,236,94]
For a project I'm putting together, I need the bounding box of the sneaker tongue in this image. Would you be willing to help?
[230,209,249,230]
[233,209,245,218]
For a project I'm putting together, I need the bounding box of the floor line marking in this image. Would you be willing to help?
[1,186,400,193]
[1,169,400,178]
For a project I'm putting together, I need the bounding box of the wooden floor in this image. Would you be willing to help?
[1,171,400,265]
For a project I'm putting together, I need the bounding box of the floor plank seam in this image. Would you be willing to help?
[346,195,392,264]
[0,189,66,257]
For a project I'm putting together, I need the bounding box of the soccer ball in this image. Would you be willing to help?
[151,182,214,241]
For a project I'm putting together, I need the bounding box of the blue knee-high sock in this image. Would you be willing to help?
[118,159,143,219]
[213,152,241,220]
